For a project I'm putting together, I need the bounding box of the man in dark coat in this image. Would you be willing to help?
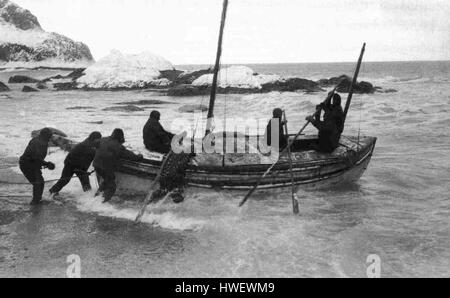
[49,131,102,196]
[143,110,175,154]
[264,108,287,152]
[306,93,343,153]
[330,93,345,135]
[19,128,55,205]
[93,129,143,203]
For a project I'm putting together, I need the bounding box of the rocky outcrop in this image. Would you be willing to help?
[174,68,214,85]
[22,85,38,92]
[42,68,85,83]
[167,76,324,96]
[53,81,77,91]
[0,0,93,65]
[261,78,323,93]
[8,75,40,83]
[66,68,85,80]
[159,69,184,83]
[167,84,208,96]
[0,81,9,91]
[36,82,47,89]
[0,0,41,30]
[317,75,376,94]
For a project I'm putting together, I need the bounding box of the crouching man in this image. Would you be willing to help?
[49,131,102,197]
[93,129,143,203]
[19,128,55,205]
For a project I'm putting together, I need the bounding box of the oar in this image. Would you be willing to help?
[134,151,173,223]
[282,110,299,214]
[238,119,311,207]
[238,86,340,208]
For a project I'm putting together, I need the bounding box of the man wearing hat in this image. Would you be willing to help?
[19,128,56,205]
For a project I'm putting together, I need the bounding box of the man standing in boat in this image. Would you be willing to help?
[49,131,102,197]
[94,129,143,203]
[143,110,175,154]
[19,128,56,205]
[306,92,344,153]
[264,108,287,152]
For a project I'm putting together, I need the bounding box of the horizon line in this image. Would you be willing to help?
[175,59,450,66]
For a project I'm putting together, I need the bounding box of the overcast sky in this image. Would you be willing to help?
[13,0,450,64]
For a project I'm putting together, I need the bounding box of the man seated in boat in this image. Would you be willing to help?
[143,110,175,154]
[306,94,343,153]
[264,108,287,152]
[93,129,143,203]
[49,131,102,197]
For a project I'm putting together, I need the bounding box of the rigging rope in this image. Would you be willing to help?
[356,61,367,151]
[222,62,228,166]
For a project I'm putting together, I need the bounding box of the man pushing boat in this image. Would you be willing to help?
[93,129,143,203]
[49,131,102,197]
[19,128,56,205]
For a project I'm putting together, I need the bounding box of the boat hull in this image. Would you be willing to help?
[114,135,377,196]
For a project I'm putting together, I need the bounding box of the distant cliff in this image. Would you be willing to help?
[0,0,93,67]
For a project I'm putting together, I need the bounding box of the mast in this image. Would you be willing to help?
[343,43,366,125]
[205,0,229,137]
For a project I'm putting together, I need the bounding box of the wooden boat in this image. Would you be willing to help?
[116,135,376,195]
[115,0,376,198]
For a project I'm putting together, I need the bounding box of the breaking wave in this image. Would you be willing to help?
[73,193,206,231]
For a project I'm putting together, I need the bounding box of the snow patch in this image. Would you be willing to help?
[77,50,174,89]
[0,22,47,46]
[192,65,282,89]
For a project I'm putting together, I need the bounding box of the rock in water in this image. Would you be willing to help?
[0,81,9,92]
[8,75,40,83]
[262,78,323,93]
[66,68,86,80]
[36,82,47,89]
[357,81,375,94]
[53,82,77,91]
[0,0,93,66]
[66,106,95,110]
[178,104,209,113]
[22,85,38,92]
[102,105,144,112]
[317,75,376,94]
[114,99,171,106]
[167,84,206,96]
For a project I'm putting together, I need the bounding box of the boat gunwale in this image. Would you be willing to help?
[121,136,376,173]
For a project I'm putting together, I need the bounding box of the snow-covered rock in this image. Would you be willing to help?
[76,50,174,89]
[192,65,282,89]
[0,0,93,67]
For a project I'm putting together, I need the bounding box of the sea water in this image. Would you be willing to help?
[0,61,449,277]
